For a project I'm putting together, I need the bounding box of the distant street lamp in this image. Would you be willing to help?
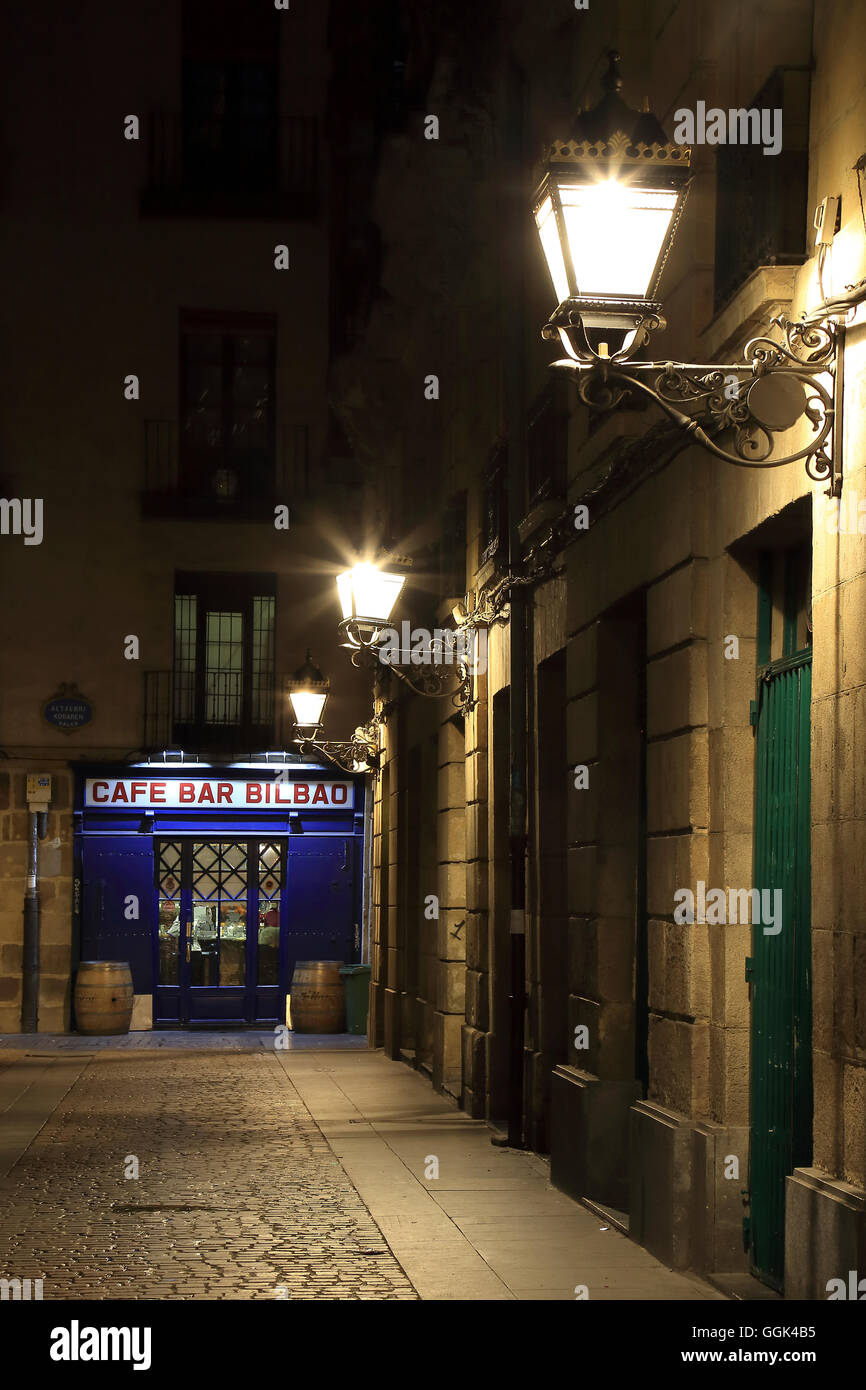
[334,560,475,710]
[287,650,330,739]
[288,650,380,772]
[535,50,844,494]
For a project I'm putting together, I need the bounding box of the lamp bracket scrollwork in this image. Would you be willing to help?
[295,717,382,774]
[547,312,844,495]
[344,630,477,715]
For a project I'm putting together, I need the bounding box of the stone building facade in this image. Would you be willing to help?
[332,0,866,1296]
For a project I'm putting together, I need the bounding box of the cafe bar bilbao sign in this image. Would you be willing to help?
[84,778,354,809]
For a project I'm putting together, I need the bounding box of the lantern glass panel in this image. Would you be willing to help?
[337,564,405,624]
[289,689,328,728]
[535,194,571,303]
[557,179,678,298]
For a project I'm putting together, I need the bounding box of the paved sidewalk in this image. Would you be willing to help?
[276,1048,724,1301]
[0,1036,725,1301]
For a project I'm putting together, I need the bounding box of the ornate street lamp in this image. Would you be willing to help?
[287,651,380,772]
[534,49,691,362]
[287,650,330,739]
[333,561,476,712]
[535,51,844,494]
[336,562,406,650]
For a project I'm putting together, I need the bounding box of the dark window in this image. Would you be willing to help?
[714,68,810,311]
[181,0,279,194]
[526,378,569,511]
[179,311,276,505]
[173,572,277,749]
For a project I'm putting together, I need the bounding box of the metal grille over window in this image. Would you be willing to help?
[205,611,243,725]
[251,596,275,724]
[173,595,197,724]
[257,842,282,987]
[191,842,248,988]
[157,842,183,986]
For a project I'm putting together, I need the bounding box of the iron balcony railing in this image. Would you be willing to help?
[143,670,298,753]
[141,112,319,219]
[142,420,311,519]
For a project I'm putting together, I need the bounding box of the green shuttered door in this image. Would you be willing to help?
[749,651,812,1289]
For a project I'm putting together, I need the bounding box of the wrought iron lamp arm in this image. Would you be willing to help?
[294,720,382,774]
[386,659,474,709]
[548,314,842,494]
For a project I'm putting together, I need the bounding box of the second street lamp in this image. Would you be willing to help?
[287,650,330,739]
[333,561,476,710]
[287,652,380,773]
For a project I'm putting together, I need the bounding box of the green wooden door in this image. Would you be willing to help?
[748,650,812,1289]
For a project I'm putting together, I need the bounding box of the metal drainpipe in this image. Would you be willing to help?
[504,60,528,1150]
[21,812,41,1033]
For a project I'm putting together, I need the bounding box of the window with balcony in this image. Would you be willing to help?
[141,0,317,217]
[169,572,277,750]
[179,311,277,508]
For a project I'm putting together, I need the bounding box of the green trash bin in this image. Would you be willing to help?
[339,964,371,1036]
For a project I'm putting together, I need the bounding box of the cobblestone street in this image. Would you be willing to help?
[0,1037,723,1302]
[0,1039,416,1300]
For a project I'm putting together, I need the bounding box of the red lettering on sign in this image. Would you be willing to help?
[332,785,348,804]
[130,781,147,803]
[217,782,233,804]
[294,784,309,804]
[179,783,195,803]
[111,783,129,803]
[91,782,109,803]
[246,784,262,803]
[312,783,328,805]
[274,782,292,804]
[198,784,215,803]
[150,783,166,803]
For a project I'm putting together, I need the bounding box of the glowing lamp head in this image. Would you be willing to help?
[534,50,690,357]
[336,562,406,643]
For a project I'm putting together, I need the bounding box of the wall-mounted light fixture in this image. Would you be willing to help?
[288,651,381,772]
[287,650,330,740]
[535,51,845,495]
[337,562,407,652]
[334,560,475,713]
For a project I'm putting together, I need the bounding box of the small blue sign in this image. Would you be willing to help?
[43,686,93,732]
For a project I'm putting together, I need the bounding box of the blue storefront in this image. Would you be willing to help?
[73,763,366,1027]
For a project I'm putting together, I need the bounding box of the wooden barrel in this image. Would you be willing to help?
[290,960,345,1033]
[74,961,134,1036]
